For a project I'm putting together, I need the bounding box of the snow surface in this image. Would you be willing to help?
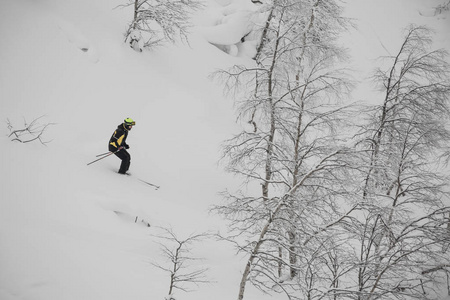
[0,0,449,299]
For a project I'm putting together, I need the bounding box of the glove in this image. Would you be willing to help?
[124,144,130,149]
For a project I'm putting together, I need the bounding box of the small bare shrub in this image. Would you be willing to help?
[7,116,55,145]
[151,227,211,299]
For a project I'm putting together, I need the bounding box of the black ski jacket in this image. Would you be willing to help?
[109,123,130,150]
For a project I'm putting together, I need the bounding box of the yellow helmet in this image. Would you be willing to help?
[124,118,136,126]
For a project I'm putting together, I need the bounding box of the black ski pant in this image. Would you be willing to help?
[109,146,131,174]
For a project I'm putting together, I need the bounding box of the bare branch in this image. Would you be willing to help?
[7,116,55,145]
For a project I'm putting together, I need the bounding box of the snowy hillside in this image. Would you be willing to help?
[1,0,449,300]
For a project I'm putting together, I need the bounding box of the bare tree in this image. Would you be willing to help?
[151,227,210,299]
[348,25,450,300]
[213,1,356,299]
[215,6,450,299]
[7,116,55,145]
[119,0,202,51]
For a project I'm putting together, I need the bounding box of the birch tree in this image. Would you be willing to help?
[349,25,450,300]
[214,0,355,299]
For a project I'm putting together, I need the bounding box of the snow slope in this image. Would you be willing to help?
[0,0,449,299]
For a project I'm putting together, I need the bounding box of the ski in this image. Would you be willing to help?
[113,171,160,190]
[137,178,160,190]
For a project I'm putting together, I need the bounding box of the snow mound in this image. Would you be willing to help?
[196,0,270,58]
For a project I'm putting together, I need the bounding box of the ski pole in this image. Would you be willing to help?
[87,147,122,166]
[96,151,111,157]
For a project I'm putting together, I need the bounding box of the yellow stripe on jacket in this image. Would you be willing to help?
[110,131,125,148]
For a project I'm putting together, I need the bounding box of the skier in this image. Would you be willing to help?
[109,118,135,174]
